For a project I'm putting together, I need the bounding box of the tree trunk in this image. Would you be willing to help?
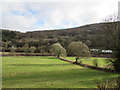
[57,54,60,58]
[75,57,79,63]
[114,48,120,72]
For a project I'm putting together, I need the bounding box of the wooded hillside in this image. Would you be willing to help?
[1,22,119,54]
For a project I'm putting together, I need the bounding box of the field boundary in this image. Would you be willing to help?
[1,53,54,57]
[58,57,114,72]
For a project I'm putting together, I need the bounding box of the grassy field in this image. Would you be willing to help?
[0,52,49,55]
[2,56,119,88]
[64,57,113,68]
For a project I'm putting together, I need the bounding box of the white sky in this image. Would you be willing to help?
[0,0,119,32]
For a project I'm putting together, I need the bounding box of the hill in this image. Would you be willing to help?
[1,22,119,53]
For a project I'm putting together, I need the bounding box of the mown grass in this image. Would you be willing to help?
[2,56,119,88]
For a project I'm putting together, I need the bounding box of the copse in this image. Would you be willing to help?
[51,43,66,58]
[68,41,91,63]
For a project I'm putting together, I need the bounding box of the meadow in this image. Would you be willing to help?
[2,56,119,88]
[64,57,113,68]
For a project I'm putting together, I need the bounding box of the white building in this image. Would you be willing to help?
[101,50,112,53]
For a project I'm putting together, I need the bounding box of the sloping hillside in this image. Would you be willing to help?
[1,22,119,53]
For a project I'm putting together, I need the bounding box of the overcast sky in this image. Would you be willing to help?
[0,0,119,32]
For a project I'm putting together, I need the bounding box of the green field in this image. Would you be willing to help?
[64,57,113,68]
[2,56,119,88]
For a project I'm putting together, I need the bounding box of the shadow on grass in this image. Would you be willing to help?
[3,65,118,88]
[47,57,57,59]
[3,68,116,82]
[8,63,71,67]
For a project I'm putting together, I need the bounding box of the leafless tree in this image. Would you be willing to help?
[103,13,120,72]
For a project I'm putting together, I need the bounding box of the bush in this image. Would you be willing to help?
[97,77,120,89]
[93,59,98,67]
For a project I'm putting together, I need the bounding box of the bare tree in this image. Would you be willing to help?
[103,13,119,48]
[103,13,120,72]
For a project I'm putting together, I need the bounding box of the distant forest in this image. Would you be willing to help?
[1,22,119,55]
